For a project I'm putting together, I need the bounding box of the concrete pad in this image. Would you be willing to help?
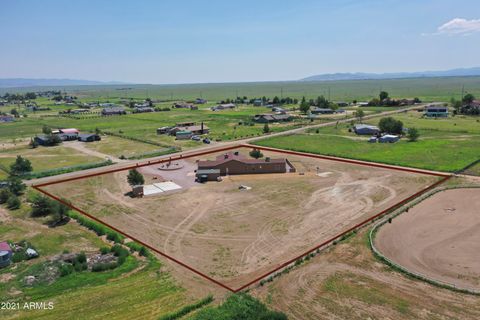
[143,184,164,196]
[153,181,182,192]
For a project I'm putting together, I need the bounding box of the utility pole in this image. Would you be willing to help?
[461,84,465,99]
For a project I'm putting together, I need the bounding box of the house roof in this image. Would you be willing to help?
[354,124,379,130]
[0,242,11,252]
[78,133,98,138]
[198,152,286,167]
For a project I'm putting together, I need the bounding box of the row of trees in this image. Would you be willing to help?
[1,92,37,102]
[299,95,336,114]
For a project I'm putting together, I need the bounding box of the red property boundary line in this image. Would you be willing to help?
[33,144,452,293]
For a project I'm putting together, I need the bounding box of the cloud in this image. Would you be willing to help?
[424,18,480,36]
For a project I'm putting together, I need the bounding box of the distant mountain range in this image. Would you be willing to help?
[301,67,480,82]
[0,78,128,88]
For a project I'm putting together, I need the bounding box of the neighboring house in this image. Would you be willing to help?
[175,130,193,140]
[102,107,126,116]
[99,103,116,107]
[253,114,292,123]
[353,124,380,135]
[133,107,154,113]
[34,135,50,146]
[60,128,79,134]
[357,102,369,107]
[173,103,193,109]
[156,126,172,135]
[0,242,12,268]
[211,103,236,111]
[310,107,335,115]
[335,101,349,107]
[424,105,448,118]
[272,107,286,114]
[379,134,399,143]
[197,151,295,176]
[195,98,207,104]
[59,133,78,141]
[0,116,15,123]
[78,133,101,142]
[173,124,209,136]
[253,99,263,106]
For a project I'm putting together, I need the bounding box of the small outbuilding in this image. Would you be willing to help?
[353,124,380,135]
[0,242,12,268]
[379,135,399,143]
[78,133,101,142]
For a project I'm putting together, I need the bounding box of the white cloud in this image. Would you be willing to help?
[427,18,480,36]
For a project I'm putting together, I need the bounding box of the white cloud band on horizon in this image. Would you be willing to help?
[424,18,480,36]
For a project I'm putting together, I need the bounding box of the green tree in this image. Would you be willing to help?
[10,108,19,117]
[127,169,144,186]
[42,125,52,135]
[299,96,310,114]
[379,91,389,101]
[249,149,264,159]
[31,195,55,217]
[462,93,475,104]
[0,189,12,204]
[7,176,26,195]
[379,117,403,134]
[25,92,37,100]
[7,195,21,210]
[355,109,365,122]
[263,123,270,134]
[316,95,329,108]
[407,127,420,142]
[10,155,33,175]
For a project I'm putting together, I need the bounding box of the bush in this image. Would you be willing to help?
[249,149,263,159]
[0,189,12,204]
[6,195,21,210]
[91,262,117,272]
[407,127,420,142]
[59,263,74,277]
[100,247,110,255]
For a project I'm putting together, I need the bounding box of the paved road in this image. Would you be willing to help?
[27,104,427,186]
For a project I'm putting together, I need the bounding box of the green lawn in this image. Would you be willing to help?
[0,145,103,175]
[255,112,480,172]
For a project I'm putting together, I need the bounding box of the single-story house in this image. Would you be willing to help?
[197,151,294,176]
[78,133,101,142]
[102,107,126,116]
[379,134,399,143]
[253,99,263,106]
[0,242,12,268]
[175,130,193,140]
[353,124,380,135]
[424,105,448,118]
[176,122,196,127]
[170,123,209,136]
[272,107,286,113]
[156,126,172,134]
[195,169,221,182]
[253,114,292,123]
[310,107,335,115]
[133,107,154,113]
[59,128,79,134]
[173,103,193,109]
[195,98,207,104]
[0,116,15,123]
[59,133,79,141]
[357,102,369,107]
[335,101,349,107]
[211,103,236,111]
[34,135,50,146]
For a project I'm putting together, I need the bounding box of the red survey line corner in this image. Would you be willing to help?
[32,144,452,292]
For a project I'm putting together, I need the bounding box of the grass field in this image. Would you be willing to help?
[0,197,201,320]
[2,76,479,102]
[0,145,103,175]
[255,111,480,172]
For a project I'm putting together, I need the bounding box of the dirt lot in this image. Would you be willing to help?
[252,228,480,320]
[43,147,438,289]
[375,188,480,291]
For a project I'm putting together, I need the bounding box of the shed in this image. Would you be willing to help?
[196,169,221,182]
[175,130,193,140]
[0,242,12,268]
[78,134,101,142]
[379,135,399,143]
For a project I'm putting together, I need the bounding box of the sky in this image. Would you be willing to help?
[1,0,480,84]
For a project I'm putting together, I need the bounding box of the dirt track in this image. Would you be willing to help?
[43,148,438,289]
[375,188,480,291]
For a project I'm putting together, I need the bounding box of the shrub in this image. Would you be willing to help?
[7,195,21,210]
[59,263,74,277]
[100,247,110,255]
[0,189,12,204]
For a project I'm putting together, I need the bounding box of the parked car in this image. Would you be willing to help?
[191,135,201,141]
[202,138,211,144]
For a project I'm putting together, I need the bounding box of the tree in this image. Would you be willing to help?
[263,123,270,134]
[7,176,26,195]
[10,108,19,117]
[46,133,62,146]
[10,155,33,175]
[0,189,12,204]
[42,125,52,135]
[127,169,144,186]
[249,149,264,159]
[299,96,310,114]
[316,95,329,108]
[407,127,420,142]
[463,93,475,104]
[379,91,389,101]
[25,92,37,100]
[31,195,55,217]
[355,109,365,122]
[7,195,21,210]
[379,117,403,134]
